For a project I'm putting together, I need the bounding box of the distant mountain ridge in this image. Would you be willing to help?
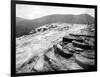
[16,14,94,37]
[16,17,26,22]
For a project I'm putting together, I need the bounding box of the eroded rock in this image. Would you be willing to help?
[74,54,95,69]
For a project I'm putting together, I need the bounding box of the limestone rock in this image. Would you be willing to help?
[74,54,95,69]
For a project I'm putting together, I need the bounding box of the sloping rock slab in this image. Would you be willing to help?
[80,50,95,59]
[74,54,95,69]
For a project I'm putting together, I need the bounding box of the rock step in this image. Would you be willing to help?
[74,54,95,70]
[65,43,84,54]
[44,51,69,71]
[70,33,95,38]
[80,50,95,59]
[72,40,94,50]
[72,47,84,54]
[62,36,83,43]
[53,44,73,59]
[44,50,83,71]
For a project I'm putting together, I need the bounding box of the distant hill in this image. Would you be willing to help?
[16,14,94,37]
[16,17,26,22]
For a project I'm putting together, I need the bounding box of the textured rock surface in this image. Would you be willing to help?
[16,23,95,73]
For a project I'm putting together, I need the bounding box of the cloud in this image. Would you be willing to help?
[16,4,94,19]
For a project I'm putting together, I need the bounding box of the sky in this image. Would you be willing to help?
[16,4,95,20]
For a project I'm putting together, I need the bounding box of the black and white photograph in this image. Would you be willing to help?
[13,1,97,76]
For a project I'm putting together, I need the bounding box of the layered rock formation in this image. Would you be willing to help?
[16,23,95,73]
[62,33,95,70]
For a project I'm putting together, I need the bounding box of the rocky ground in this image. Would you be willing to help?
[16,23,95,73]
